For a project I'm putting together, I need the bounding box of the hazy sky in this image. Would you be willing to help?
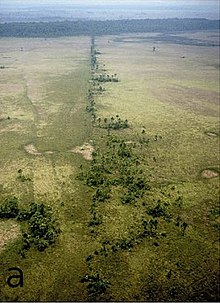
[1,0,219,4]
[1,0,219,21]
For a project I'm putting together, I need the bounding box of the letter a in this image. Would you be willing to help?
[7,267,24,288]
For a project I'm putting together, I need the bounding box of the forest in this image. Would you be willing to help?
[0,18,219,37]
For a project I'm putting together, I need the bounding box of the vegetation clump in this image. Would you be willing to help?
[17,169,32,182]
[98,115,129,130]
[93,74,119,83]
[0,197,19,219]
[80,273,111,301]
[0,197,61,253]
[142,218,158,237]
[18,202,61,252]
[89,213,103,227]
[147,201,171,221]
[175,216,188,236]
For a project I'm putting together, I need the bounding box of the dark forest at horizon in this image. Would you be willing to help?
[0,18,219,38]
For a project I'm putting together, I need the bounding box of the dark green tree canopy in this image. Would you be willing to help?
[0,18,219,38]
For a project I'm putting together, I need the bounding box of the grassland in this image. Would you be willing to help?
[0,31,219,301]
[83,31,219,301]
[0,37,97,301]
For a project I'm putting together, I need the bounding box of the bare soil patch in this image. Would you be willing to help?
[206,132,218,137]
[125,140,135,144]
[24,143,42,156]
[201,169,219,179]
[70,143,94,160]
[0,221,20,251]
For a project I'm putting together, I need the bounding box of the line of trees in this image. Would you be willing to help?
[92,74,119,83]
[81,36,190,301]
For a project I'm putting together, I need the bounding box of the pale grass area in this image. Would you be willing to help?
[0,83,24,96]
[0,37,94,302]
[0,37,89,132]
[0,159,30,198]
[96,33,219,124]
[100,199,143,240]
[32,158,63,201]
[0,220,20,251]
[0,36,90,204]
[30,157,77,205]
[95,33,219,181]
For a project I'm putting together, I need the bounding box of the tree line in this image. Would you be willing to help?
[80,36,190,301]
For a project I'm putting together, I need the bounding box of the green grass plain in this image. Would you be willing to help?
[0,32,219,301]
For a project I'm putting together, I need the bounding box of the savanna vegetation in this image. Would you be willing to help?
[0,28,219,302]
[78,36,220,301]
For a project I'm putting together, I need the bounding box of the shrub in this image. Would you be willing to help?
[0,197,19,218]
[81,273,110,300]
[89,214,102,226]
[17,210,31,221]
[121,192,136,204]
[93,186,110,202]
[147,202,171,220]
